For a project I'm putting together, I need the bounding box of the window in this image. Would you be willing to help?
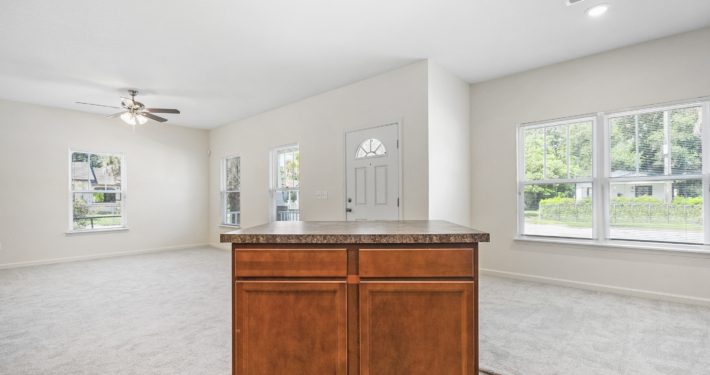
[518,100,709,246]
[356,138,387,158]
[221,156,240,226]
[272,145,300,221]
[608,104,704,243]
[519,117,595,239]
[70,151,125,231]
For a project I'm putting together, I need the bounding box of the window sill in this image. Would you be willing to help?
[514,235,710,257]
[65,227,129,235]
[219,224,241,229]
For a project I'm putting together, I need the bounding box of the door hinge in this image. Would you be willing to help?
[397,139,399,148]
[397,197,400,207]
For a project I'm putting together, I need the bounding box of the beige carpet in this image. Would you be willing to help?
[479,276,710,375]
[0,248,231,374]
[4,247,709,374]
[1,247,501,374]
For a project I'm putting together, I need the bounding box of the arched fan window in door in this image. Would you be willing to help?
[355,138,387,159]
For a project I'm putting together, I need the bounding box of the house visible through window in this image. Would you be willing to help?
[634,185,653,197]
[272,145,300,221]
[518,100,708,246]
[222,156,240,226]
[70,151,125,231]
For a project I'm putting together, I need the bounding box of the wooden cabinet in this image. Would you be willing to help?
[234,281,347,375]
[232,245,479,375]
[359,282,475,375]
[234,248,347,277]
[359,249,474,277]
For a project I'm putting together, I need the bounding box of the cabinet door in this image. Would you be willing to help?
[235,282,347,375]
[360,282,475,375]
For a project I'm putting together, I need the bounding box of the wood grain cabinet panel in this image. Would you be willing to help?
[231,241,481,374]
[359,282,475,375]
[234,249,347,277]
[359,249,473,278]
[235,282,348,375]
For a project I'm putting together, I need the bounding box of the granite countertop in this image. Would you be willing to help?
[220,220,490,244]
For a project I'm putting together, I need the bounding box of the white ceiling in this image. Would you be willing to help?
[1,0,709,129]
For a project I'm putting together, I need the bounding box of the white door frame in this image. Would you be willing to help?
[343,120,403,220]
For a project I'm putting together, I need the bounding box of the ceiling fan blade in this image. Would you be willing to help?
[76,102,121,109]
[145,108,180,114]
[141,112,168,123]
[106,112,125,118]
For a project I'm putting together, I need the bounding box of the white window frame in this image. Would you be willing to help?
[516,115,598,239]
[221,155,241,227]
[517,98,710,250]
[67,149,127,233]
[270,144,300,222]
[604,100,710,244]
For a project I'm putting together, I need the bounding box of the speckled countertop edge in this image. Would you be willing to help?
[220,221,490,244]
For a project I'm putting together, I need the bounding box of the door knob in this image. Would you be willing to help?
[346,208,352,213]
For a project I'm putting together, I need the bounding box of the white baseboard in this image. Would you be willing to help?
[480,268,710,307]
[0,243,210,269]
[209,242,230,251]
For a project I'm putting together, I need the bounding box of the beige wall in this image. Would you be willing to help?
[5,26,709,308]
[428,62,471,226]
[209,61,429,246]
[470,27,710,303]
[0,100,209,267]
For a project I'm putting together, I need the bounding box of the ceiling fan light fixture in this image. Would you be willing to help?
[77,90,179,125]
[120,112,148,126]
[587,4,609,18]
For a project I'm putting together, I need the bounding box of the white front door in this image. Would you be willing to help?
[345,123,399,221]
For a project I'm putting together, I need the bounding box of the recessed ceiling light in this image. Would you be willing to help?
[587,4,609,17]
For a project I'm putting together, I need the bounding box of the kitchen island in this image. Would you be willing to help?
[221,220,490,375]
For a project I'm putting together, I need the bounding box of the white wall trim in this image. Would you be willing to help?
[0,243,209,269]
[480,268,710,307]
[209,242,230,251]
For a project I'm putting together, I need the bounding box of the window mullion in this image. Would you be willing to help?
[595,113,608,241]
[664,110,671,176]
[517,126,525,237]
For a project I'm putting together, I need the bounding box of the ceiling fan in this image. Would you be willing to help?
[76,90,180,126]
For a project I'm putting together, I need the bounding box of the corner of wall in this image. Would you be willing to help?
[426,62,473,226]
